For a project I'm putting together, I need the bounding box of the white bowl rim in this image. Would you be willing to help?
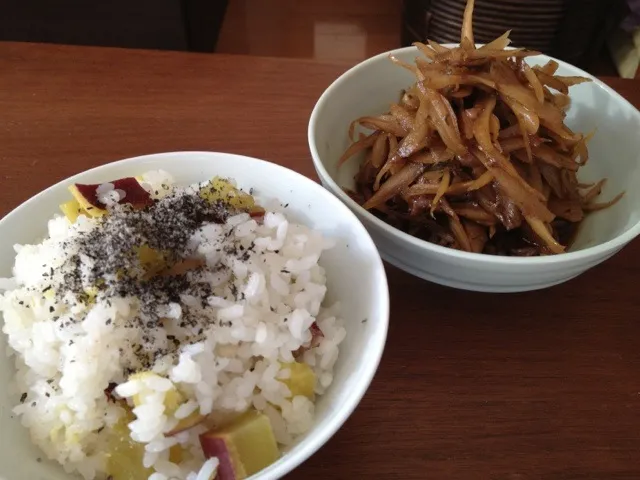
[0,151,390,480]
[308,45,640,266]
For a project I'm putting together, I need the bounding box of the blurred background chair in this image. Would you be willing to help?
[0,0,229,52]
[0,0,632,77]
[401,0,628,71]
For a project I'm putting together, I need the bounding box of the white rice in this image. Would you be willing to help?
[0,170,346,480]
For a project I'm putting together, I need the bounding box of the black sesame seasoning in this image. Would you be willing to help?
[49,306,54,313]
[20,393,27,403]
[47,181,269,375]
[42,286,52,293]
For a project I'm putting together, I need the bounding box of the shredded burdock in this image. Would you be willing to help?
[341,0,623,256]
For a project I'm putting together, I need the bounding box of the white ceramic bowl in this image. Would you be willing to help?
[308,46,640,292]
[0,152,389,480]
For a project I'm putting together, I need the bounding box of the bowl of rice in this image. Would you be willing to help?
[0,151,389,480]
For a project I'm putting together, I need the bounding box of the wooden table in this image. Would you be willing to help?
[1,42,639,479]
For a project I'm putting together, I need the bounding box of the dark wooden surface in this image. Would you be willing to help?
[1,42,639,479]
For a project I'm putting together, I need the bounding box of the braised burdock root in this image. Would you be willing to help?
[340,0,623,256]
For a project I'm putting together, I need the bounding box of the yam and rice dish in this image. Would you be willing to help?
[0,170,345,480]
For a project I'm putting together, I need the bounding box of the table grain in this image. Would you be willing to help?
[1,42,639,480]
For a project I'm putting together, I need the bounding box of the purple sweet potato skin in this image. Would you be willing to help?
[74,177,153,209]
[199,434,237,480]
